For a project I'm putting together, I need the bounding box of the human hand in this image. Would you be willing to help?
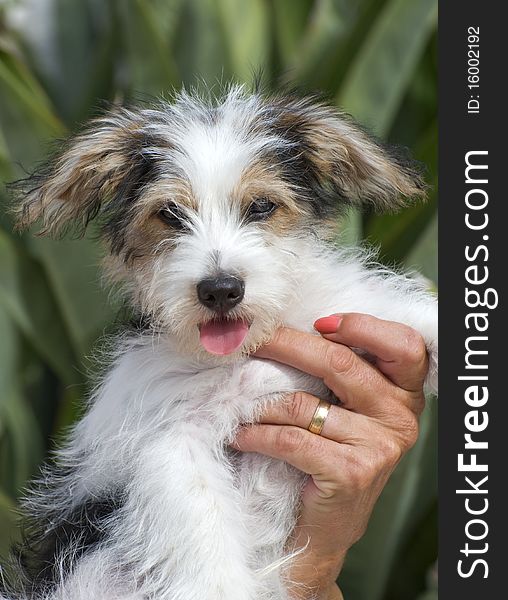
[232,313,429,599]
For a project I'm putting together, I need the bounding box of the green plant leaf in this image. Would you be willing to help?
[51,0,117,123]
[0,308,44,499]
[172,0,231,87]
[0,123,11,180]
[270,0,314,71]
[364,121,437,266]
[0,488,20,557]
[282,0,362,91]
[0,48,64,137]
[404,214,437,286]
[384,506,437,600]
[364,194,436,267]
[1,378,45,498]
[0,230,80,384]
[337,0,437,136]
[0,44,66,175]
[25,234,118,361]
[117,0,181,96]
[339,210,363,246]
[215,0,270,83]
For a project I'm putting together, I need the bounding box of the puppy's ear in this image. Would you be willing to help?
[12,107,159,237]
[271,97,426,213]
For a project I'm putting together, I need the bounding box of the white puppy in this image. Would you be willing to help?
[2,86,437,600]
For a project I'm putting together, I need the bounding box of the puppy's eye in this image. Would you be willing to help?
[158,202,187,229]
[246,198,277,221]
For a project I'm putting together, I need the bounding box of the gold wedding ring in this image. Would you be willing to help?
[307,399,331,435]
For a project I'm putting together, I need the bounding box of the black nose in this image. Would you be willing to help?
[197,275,245,313]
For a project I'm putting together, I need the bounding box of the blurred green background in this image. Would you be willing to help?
[0,1,437,599]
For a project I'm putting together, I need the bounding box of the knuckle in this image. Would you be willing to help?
[286,392,308,422]
[400,328,428,365]
[325,344,356,376]
[275,426,305,455]
[401,413,420,448]
[347,455,377,491]
[377,437,403,465]
[391,409,420,449]
[346,313,373,335]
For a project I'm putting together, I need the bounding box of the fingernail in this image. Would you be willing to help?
[314,314,343,334]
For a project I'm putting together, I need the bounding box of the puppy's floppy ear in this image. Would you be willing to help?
[12,107,159,237]
[271,96,426,213]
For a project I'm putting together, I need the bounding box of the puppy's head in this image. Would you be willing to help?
[13,86,425,358]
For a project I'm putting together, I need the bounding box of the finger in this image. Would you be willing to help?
[232,423,348,479]
[258,392,419,454]
[232,423,410,497]
[314,313,428,393]
[259,392,373,445]
[255,328,400,417]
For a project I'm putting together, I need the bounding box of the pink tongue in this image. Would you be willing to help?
[199,320,249,355]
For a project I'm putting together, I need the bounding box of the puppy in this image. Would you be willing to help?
[2,86,437,600]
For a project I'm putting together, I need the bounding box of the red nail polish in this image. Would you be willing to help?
[314,315,342,334]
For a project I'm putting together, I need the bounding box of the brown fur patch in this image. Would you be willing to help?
[269,96,426,212]
[12,109,174,239]
[105,179,194,271]
[12,91,427,280]
[232,159,307,235]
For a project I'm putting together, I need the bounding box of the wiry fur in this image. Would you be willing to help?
[2,86,437,600]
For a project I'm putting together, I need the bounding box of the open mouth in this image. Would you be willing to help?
[198,318,250,355]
